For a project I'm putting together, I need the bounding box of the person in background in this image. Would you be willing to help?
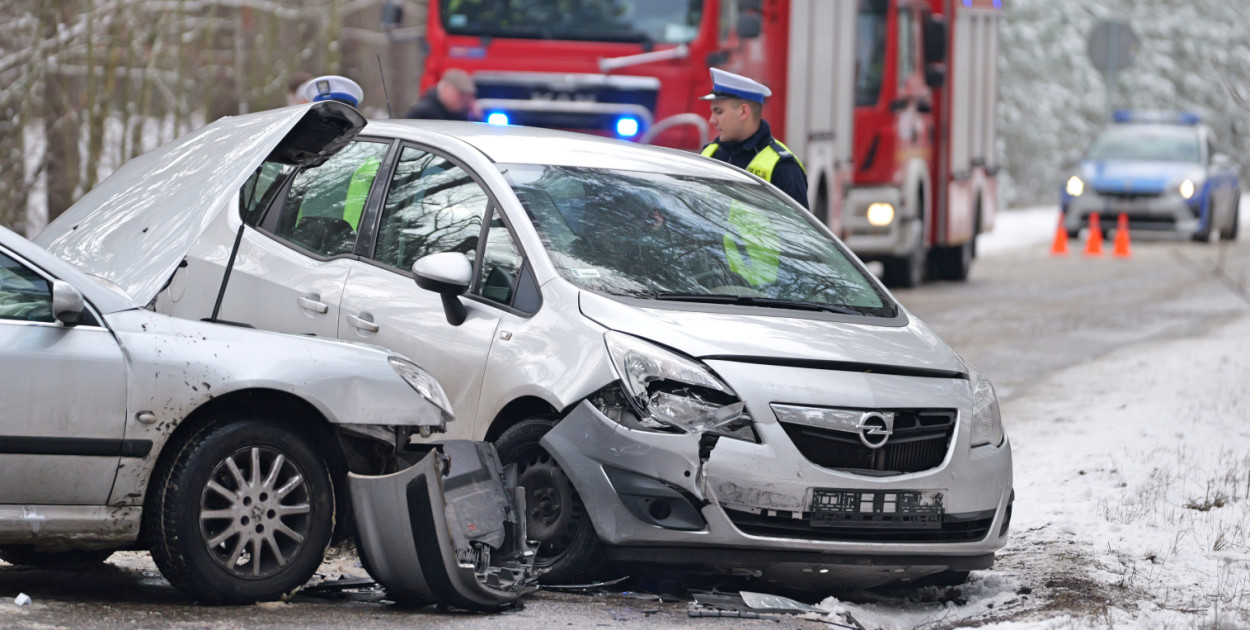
[700,68,808,209]
[299,75,365,109]
[405,68,479,121]
[287,71,313,105]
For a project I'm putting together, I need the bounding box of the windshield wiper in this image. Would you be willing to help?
[654,293,863,315]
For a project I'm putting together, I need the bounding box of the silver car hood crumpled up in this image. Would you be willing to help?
[35,102,363,308]
[578,291,965,375]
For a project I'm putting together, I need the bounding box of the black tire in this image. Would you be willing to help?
[146,419,335,604]
[1221,191,1240,240]
[0,546,113,567]
[882,241,926,288]
[1193,197,1214,242]
[494,417,605,583]
[932,239,974,281]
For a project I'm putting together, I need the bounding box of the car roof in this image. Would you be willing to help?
[361,120,757,182]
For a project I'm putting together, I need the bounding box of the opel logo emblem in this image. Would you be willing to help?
[857,411,895,449]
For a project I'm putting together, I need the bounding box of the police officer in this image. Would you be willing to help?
[700,68,808,209]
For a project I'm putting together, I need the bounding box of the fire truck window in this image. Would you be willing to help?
[897,8,916,90]
[855,0,887,107]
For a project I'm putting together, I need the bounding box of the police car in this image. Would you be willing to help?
[1060,110,1240,241]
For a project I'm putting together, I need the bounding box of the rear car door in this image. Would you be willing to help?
[0,249,126,505]
[338,144,513,436]
[216,140,394,337]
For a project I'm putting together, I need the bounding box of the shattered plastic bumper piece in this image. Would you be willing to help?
[348,440,537,612]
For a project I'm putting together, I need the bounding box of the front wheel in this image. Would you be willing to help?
[494,417,604,583]
[146,419,335,604]
[1221,191,1240,241]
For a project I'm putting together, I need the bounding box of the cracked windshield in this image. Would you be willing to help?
[501,164,894,317]
[440,0,704,43]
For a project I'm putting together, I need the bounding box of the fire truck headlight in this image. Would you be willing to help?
[1065,176,1085,197]
[866,202,895,226]
[487,112,510,126]
[616,116,640,138]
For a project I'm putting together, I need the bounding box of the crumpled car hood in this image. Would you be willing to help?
[578,290,965,375]
[35,102,363,307]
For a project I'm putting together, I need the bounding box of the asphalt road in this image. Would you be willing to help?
[2,224,1247,629]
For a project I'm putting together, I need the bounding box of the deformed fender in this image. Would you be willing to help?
[348,440,536,612]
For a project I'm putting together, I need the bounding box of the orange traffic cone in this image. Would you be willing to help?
[1084,212,1104,256]
[1050,213,1070,255]
[1113,213,1132,257]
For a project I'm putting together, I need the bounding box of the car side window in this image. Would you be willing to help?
[0,252,53,323]
[476,216,524,305]
[374,146,488,273]
[265,141,390,257]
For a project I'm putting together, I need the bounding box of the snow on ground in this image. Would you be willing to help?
[805,207,1250,629]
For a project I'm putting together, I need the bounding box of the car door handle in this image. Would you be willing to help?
[348,313,379,333]
[297,296,328,314]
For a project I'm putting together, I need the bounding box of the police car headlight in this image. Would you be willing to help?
[389,357,454,423]
[866,202,895,226]
[968,364,1004,448]
[1065,176,1085,197]
[1179,179,1196,200]
[595,332,756,441]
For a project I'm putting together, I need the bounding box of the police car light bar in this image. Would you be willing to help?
[1112,109,1201,125]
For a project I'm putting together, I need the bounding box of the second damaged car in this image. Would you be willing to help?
[38,103,1012,589]
[0,224,534,607]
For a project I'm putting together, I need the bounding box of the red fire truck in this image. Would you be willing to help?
[411,0,1000,287]
[846,0,1002,287]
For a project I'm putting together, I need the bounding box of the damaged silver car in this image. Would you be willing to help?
[0,224,464,603]
[38,102,1013,589]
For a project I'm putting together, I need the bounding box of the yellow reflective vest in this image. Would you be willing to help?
[701,139,805,182]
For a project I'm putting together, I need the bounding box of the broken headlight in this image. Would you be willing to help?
[389,357,455,427]
[596,331,756,441]
[968,363,1004,447]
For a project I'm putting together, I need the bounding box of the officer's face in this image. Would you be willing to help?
[708,99,753,142]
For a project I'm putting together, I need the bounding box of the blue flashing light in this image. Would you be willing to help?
[1112,109,1201,125]
[615,116,640,138]
[486,112,510,126]
[963,0,972,6]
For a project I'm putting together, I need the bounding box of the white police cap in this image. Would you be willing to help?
[300,75,364,108]
[699,68,772,104]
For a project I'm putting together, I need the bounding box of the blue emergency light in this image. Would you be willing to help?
[1112,109,1201,125]
[615,116,641,138]
[487,112,510,126]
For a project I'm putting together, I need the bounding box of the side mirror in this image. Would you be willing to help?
[1212,152,1232,168]
[924,64,946,89]
[413,252,472,326]
[923,15,947,64]
[51,280,84,326]
[737,13,762,39]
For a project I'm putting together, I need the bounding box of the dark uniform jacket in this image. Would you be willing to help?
[702,120,809,209]
[403,89,469,121]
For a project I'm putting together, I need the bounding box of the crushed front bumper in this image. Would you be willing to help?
[348,440,536,611]
[540,364,1013,586]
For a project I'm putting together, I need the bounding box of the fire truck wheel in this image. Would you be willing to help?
[882,242,926,288]
[933,239,974,281]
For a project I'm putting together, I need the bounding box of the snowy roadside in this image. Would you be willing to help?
[810,207,1250,630]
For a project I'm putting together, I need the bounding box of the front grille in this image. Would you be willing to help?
[1095,190,1163,201]
[779,410,955,474]
[725,507,994,543]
